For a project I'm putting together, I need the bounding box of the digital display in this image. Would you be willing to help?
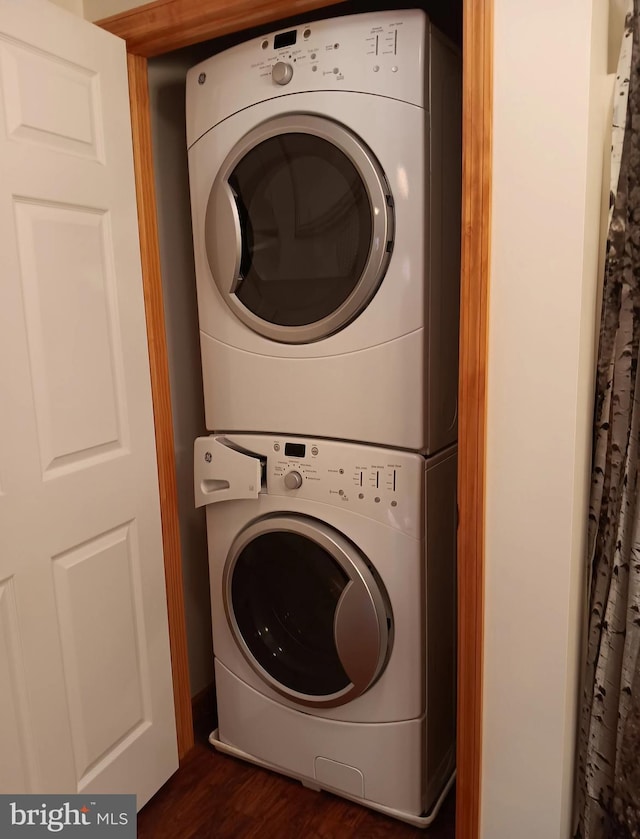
[274,30,297,49]
[285,442,305,458]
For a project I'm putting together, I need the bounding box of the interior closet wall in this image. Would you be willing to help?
[148,51,214,698]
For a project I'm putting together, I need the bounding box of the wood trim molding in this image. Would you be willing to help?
[457,1,492,837]
[126,52,194,760]
[102,3,493,834]
[98,0,344,56]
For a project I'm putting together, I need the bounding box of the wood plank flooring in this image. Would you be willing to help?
[137,691,456,838]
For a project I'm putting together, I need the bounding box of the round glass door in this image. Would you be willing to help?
[205,115,394,344]
[223,516,392,707]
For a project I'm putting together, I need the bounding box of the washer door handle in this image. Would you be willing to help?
[205,180,242,294]
[334,578,383,692]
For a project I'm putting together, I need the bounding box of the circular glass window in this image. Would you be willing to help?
[230,530,351,696]
[230,133,372,327]
[206,115,394,343]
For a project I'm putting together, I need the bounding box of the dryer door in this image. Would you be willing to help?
[205,114,394,344]
[223,515,392,707]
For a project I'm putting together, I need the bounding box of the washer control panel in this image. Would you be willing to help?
[222,433,424,535]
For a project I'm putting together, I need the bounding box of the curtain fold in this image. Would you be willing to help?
[574,4,640,837]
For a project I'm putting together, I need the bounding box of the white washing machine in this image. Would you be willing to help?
[194,433,457,823]
[186,10,461,453]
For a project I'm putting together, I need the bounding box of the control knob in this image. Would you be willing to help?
[272,61,293,86]
[284,470,303,489]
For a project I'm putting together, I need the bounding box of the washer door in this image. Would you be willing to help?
[205,114,394,344]
[223,515,392,707]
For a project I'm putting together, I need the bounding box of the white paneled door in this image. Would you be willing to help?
[0,0,178,806]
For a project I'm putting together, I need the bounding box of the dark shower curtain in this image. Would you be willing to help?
[574,3,640,837]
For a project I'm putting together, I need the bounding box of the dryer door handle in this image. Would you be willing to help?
[334,579,384,693]
[194,436,262,507]
[205,181,243,295]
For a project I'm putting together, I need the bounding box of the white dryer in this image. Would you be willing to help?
[186,10,461,453]
[194,433,457,822]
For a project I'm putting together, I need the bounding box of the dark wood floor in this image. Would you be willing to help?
[137,692,456,838]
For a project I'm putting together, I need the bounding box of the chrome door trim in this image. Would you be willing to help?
[205,113,394,344]
[222,514,391,708]
[208,180,242,294]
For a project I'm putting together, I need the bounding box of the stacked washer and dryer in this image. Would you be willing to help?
[187,9,461,827]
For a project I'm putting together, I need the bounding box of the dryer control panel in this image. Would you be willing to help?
[208,433,426,536]
[186,9,438,148]
[249,15,411,87]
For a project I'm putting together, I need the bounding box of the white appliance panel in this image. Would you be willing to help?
[200,329,428,450]
[215,661,427,816]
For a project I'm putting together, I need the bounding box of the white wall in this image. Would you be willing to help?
[482,2,615,837]
[83,0,144,20]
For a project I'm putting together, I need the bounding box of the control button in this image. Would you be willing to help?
[339,489,344,496]
[284,471,303,489]
[391,500,398,507]
[333,67,339,74]
[374,497,381,503]
[373,65,380,72]
[339,468,344,475]
[303,28,311,39]
[358,493,364,499]
[311,446,319,456]
[312,65,317,72]
[311,52,316,59]
[391,66,398,73]
[272,61,294,85]
[261,39,269,49]
[334,42,339,49]
[273,442,280,452]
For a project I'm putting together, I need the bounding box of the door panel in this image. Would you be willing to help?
[0,34,104,160]
[52,523,149,786]
[0,0,177,805]
[13,200,128,474]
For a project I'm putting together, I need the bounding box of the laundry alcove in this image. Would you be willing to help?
[96,2,490,837]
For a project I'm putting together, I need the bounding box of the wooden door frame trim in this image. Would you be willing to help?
[126,52,194,760]
[457,2,491,836]
[100,2,491,836]
[97,0,354,57]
